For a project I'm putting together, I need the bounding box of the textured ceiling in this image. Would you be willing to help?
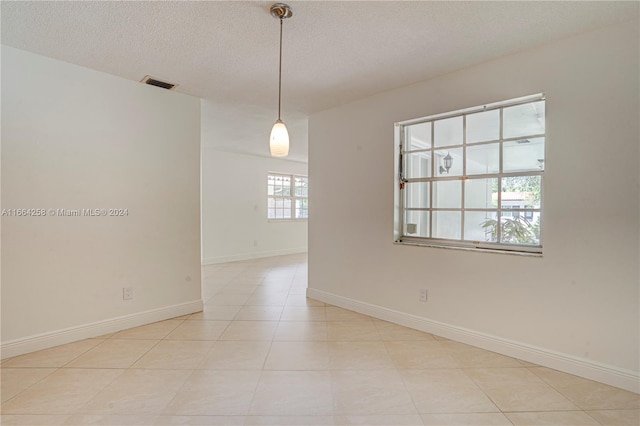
[2,1,638,161]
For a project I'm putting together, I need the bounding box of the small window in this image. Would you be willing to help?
[395,94,545,254]
[268,173,308,220]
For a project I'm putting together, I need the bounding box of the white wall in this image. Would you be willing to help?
[1,47,202,356]
[308,21,639,391]
[201,147,307,264]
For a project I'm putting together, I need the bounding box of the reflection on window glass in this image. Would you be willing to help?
[466,109,500,143]
[503,101,545,139]
[406,122,431,151]
[434,116,463,147]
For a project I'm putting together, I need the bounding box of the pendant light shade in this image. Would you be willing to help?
[270,119,289,157]
[269,3,292,157]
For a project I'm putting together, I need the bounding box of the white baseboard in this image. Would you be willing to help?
[0,299,203,359]
[307,288,640,394]
[202,247,307,265]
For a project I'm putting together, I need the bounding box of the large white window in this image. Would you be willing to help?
[267,173,308,220]
[395,94,545,254]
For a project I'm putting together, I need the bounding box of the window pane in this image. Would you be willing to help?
[464,211,498,242]
[405,151,432,178]
[433,211,461,240]
[465,178,498,209]
[295,176,309,197]
[504,137,545,172]
[295,199,308,219]
[466,109,500,143]
[434,148,462,177]
[405,210,429,237]
[433,180,461,209]
[499,215,540,245]
[406,122,431,151]
[434,116,462,147]
[281,176,291,196]
[501,176,541,209]
[466,143,499,175]
[503,101,545,139]
[404,182,430,209]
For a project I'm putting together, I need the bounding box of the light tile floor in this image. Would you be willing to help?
[1,254,638,426]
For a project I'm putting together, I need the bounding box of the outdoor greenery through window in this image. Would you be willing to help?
[267,173,309,220]
[396,94,545,253]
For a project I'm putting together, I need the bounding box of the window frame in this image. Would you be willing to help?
[267,172,308,222]
[394,94,545,255]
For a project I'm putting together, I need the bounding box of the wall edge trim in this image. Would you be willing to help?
[0,299,204,359]
[307,288,639,394]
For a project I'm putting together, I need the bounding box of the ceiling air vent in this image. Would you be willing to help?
[140,75,178,90]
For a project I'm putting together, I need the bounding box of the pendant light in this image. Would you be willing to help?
[269,3,293,157]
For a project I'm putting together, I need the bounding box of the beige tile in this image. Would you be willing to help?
[154,416,245,425]
[421,413,511,425]
[63,414,157,425]
[440,341,523,368]
[245,292,289,306]
[164,370,261,415]
[1,340,101,368]
[280,307,327,321]
[325,307,372,321]
[207,293,251,306]
[245,415,335,425]
[331,369,417,415]
[1,369,122,414]
[385,341,458,369]
[517,359,540,368]
[530,367,640,409]
[93,332,117,339]
[284,294,325,307]
[188,306,241,320]
[235,306,283,321]
[465,367,578,412]
[199,341,271,370]
[164,321,229,340]
[0,415,70,425]
[328,341,395,370]
[1,368,56,403]
[219,321,278,341]
[133,340,213,369]
[373,320,435,341]
[400,369,499,414]
[274,321,327,341]
[112,320,184,340]
[335,414,424,425]
[327,321,380,341]
[79,369,191,414]
[432,334,449,341]
[506,411,600,425]
[249,371,333,416]
[264,341,330,370]
[585,409,640,425]
[66,339,157,368]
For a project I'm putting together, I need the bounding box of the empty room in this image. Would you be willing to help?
[1,1,639,425]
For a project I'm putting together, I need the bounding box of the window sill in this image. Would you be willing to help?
[394,240,542,257]
[268,219,308,223]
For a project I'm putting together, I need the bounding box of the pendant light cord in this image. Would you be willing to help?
[278,18,283,121]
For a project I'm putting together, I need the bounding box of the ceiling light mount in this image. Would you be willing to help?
[270,3,293,20]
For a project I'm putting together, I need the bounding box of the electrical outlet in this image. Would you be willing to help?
[419,288,428,302]
[123,287,133,300]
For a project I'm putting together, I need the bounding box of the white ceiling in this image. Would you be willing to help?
[2,1,637,162]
